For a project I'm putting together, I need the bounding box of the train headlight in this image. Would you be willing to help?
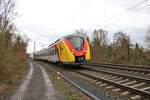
[57,71,60,75]
[71,51,74,54]
[84,50,87,53]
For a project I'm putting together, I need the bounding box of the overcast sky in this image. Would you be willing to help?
[15,0,150,53]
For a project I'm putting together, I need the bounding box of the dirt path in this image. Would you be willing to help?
[10,61,60,100]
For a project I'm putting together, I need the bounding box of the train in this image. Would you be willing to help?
[34,34,90,64]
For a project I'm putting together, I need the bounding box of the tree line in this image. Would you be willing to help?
[0,0,28,95]
[77,29,150,65]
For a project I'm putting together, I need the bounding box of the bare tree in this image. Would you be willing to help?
[93,29,108,47]
[145,28,150,48]
[0,0,16,59]
[90,29,109,62]
[113,31,130,62]
[76,29,90,42]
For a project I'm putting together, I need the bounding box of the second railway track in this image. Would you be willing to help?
[68,66,150,100]
[84,63,150,79]
[86,62,150,70]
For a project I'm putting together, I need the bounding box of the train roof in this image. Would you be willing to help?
[35,34,84,55]
[47,34,83,47]
[64,34,83,38]
[48,39,60,48]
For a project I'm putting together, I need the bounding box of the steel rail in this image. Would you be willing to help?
[36,61,101,100]
[86,62,150,69]
[70,69,150,99]
[60,73,101,100]
[85,62,150,74]
[83,67,150,83]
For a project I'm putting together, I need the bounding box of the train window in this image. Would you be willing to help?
[59,45,62,54]
[47,49,57,55]
[61,46,63,51]
[51,50,53,55]
[65,36,83,50]
[59,45,61,51]
[55,49,56,55]
[54,49,56,55]
[53,49,54,55]
[49,51,51,55]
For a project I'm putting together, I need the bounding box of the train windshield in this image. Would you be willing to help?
[66,36,83,50]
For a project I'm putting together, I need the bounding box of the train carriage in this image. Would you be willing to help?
[34,34,90,64]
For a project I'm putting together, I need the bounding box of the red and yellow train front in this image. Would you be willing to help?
[56,34,90,63]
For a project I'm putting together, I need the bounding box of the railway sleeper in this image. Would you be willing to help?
[131,83,145,88]
[120,91,130,96]
[87,78,93,81]
[147,73,150,76]
[130,95,141,100]
[128,71,134,74]
[99,83,107,87]
[83,77,89,80]
[95,81,102,85]
[109,77,122,82]
[80,76,87,79]
[116,79,129,84]
[106,86,114,89]
[106,76,118,80]
[98,73,107,77]
[90,79,97,83]
[134,72,140,75]
[103,75,112,78]
[140,86,150,91]
[112,88,121,92]
[123,81,137,85]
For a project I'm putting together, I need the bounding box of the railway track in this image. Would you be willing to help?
[41,62,101,100]
[68,67,150,100]
[87,62,150,70]
[38,61,150,100]
[84,63,150,78]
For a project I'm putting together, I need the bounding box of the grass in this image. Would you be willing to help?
[49,70,77,100]
[0,60,28,95]
[40,62,89,100]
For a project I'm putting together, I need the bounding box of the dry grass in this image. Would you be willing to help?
[0,56,28,95]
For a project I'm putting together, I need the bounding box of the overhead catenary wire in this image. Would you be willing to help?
[59,0,92,31]
[66,0,149,32]
[132,2,150,13]
[109,0,149,21]
[103,0,150,27]
[71,0,91,19]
